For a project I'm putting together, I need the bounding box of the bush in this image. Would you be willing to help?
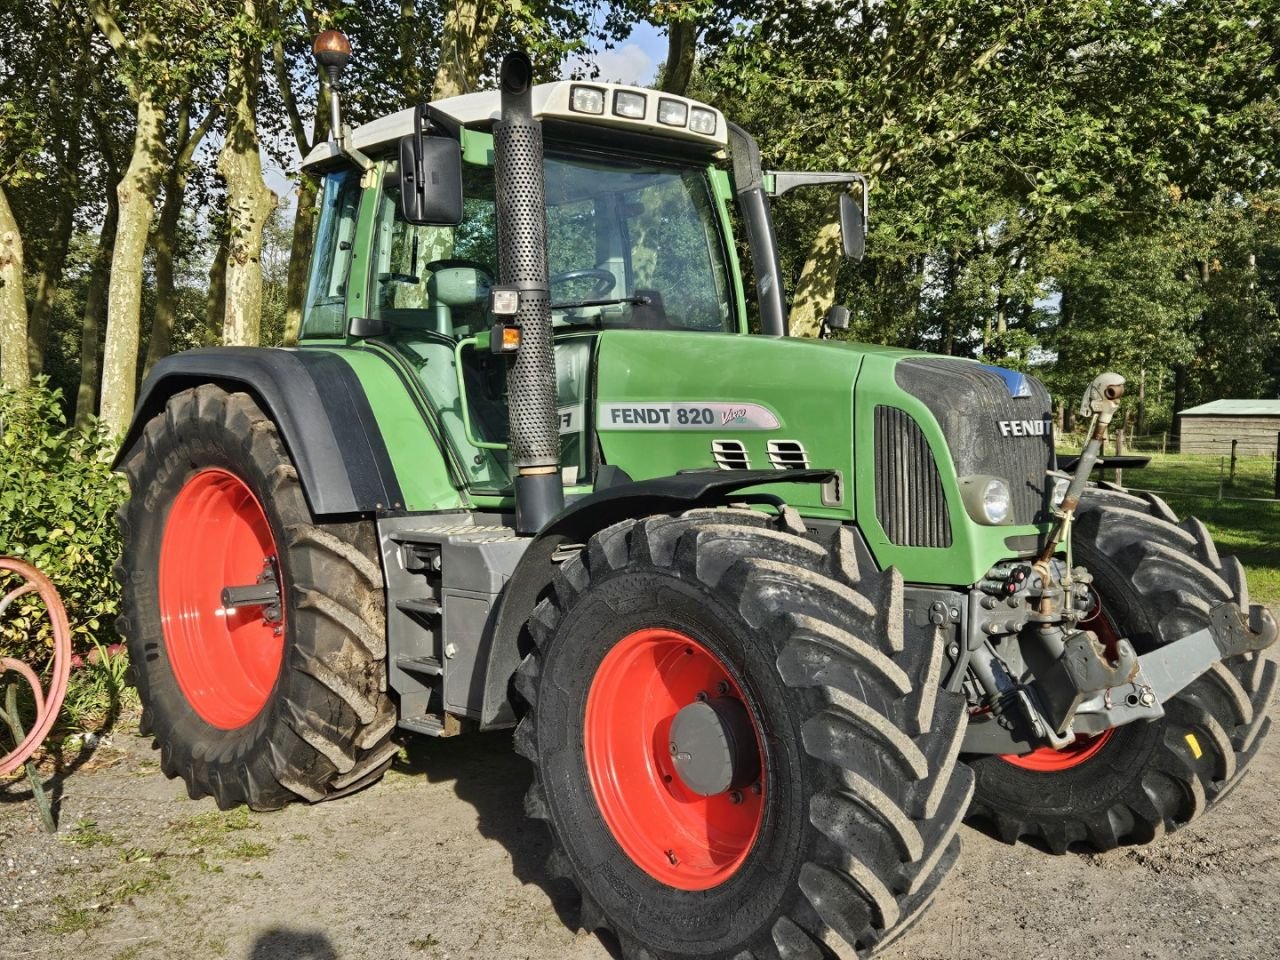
[0,381,127,667]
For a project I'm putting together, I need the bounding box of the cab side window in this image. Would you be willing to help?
[301,170,362,338]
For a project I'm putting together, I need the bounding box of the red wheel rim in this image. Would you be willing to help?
[1000,587,1120,771]
[1000,728,1115,771]
[159,469,285,730]
[584,628,765,890]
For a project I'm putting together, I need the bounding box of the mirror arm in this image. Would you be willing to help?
[767,170,869,233]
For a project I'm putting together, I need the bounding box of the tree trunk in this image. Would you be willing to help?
[27,137,83,379]
[99,87,166,437]
[205,234,229,344]
[218,2,278,348]
[1171,364,1188,445]
[1136,364,1146,437]
[432,0,501,100]
[145,164,186,375]
[282,174,319,346]
[659,19,698,96]
[1058,284,1075,432]
[75,191,118,427]
[27,56,87,381]
[26,195,76,380]
[0,184,30,390]
[789,213,843,338]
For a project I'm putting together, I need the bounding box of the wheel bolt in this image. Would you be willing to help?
[716,681,731,696]
[729,791,743,805]
[669,741,678,755]
[666,849,678,865]
[749,782,762,795]
[695,691,708,703]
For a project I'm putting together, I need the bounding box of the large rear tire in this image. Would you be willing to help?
[117,385,397,810]
[514,509,974,958]
[967,486,1276,852]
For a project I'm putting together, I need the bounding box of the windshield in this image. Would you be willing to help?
[371,150,736,338]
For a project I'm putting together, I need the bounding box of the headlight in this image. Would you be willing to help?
[959,475,1013,525]
[657,98,688,127]
[613,90,646,119]
[1051,475,1070,508]
[570,85,605,115]
[688,107,718,135]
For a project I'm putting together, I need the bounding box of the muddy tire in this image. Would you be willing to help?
[116,385,397,810]
[967,486,1276,852]
[514,508,973,958]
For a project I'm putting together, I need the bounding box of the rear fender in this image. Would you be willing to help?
[112,347,403,517]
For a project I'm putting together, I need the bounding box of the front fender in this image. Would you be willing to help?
[477,468,833,727]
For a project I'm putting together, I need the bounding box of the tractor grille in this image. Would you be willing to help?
[874,406,952,547]
[894,358,1054,527]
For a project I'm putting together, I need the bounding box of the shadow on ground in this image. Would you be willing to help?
[391,731,621,957]
[248,927,338,960]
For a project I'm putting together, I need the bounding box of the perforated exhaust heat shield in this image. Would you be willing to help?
[494,52,564,533]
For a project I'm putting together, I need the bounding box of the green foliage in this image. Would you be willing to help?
[0,380,127,664]
[698,0,1280,413]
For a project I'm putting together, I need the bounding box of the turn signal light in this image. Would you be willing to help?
[491,323,522,353]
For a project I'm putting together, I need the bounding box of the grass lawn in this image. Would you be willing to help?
[1078,451,1280,606]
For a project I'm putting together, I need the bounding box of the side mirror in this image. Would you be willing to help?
[820,305,850,339]
[399,120,463,226]
[838,191,865,262]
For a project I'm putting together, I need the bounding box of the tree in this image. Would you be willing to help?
[0,184,29,390]
[89,0,178,435]
[219,0,278,347]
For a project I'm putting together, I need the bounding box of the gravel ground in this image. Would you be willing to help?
[3,662,1278,960]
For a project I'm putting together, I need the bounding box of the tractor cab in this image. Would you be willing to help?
[301,83,750,496]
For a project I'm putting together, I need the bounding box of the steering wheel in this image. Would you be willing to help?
[551,268,617,300]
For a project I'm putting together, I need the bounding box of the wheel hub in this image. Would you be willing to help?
[669,697,761,797]
[583,628,766,890]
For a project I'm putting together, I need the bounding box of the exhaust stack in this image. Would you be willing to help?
[493,52,564,534]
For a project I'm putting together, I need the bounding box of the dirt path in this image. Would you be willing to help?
[4,665,1279,960]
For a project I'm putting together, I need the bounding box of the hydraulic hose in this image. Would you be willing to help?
[0,557,71,777]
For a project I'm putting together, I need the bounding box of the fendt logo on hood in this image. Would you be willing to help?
[998,417,1053,438]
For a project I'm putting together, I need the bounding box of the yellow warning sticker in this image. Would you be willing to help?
[1185,733,1203,759]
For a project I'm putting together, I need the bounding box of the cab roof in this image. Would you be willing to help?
[301,81,728,172]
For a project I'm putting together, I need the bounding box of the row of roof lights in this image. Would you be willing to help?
[568,85,718,136]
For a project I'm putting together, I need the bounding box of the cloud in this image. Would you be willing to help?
[578,43,656,86]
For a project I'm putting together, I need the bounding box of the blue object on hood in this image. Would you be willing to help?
[979,364,1033,399]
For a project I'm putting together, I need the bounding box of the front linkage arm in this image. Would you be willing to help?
[961,372,1279,756]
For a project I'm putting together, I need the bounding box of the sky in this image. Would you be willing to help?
[564,21,666,86]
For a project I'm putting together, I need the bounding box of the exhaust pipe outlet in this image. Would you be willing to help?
[494,51,563,534]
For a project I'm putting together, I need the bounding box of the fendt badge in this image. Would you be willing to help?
[998,417,1053,437]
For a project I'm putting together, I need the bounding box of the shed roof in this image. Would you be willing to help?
[1178,399,1280,417]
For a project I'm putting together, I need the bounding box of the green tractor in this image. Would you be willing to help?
[113,35,1276,958]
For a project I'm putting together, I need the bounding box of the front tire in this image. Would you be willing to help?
[117,384,397,810]
[967,486,1276,852]
[514,509,974,958]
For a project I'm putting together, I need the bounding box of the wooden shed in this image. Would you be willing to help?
[1178,400,1280,456]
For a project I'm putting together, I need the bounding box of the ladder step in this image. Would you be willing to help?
[396,597,442,617]
[397,656,443,677]
[398,715,445,737]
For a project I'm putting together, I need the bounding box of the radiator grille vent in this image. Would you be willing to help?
[874,406,953,547]
[767,440,810,470]
[712,440,750,470]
